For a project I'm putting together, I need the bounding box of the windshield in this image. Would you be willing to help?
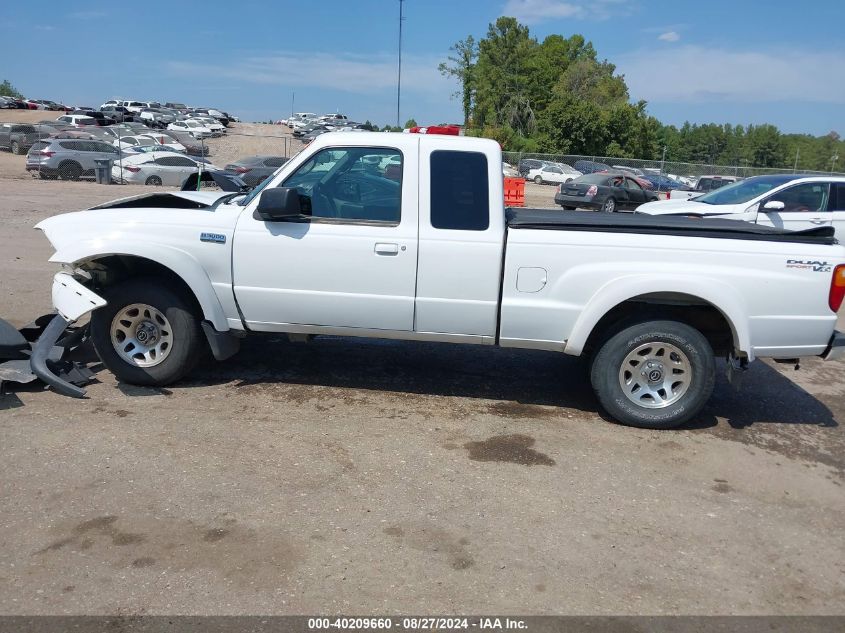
[695,175,801,205]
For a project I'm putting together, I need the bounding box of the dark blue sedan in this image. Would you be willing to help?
[639,173,692,192]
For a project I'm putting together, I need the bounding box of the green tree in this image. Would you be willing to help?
[438,36,477,126]
[554,58,628,106]
[539,98,607,155]
[472,17,537,132]
[403,118,418,128]
[0,79,23,99]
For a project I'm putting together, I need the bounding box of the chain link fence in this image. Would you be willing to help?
[502,151,845,182]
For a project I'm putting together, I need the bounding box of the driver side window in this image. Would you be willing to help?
[282,147,402,224]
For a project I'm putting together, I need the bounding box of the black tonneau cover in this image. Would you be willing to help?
[506,209,837,245]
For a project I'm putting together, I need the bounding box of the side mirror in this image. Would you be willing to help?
[255,187,309,222]
[763,200,785,212]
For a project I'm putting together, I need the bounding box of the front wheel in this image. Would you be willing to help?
[11,141,21,155]
[145,175,162,186]
[90,277,204,386]
[534,176,543,184]
[589,320,715,429]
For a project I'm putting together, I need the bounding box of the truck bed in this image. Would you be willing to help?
[506,209,837,245]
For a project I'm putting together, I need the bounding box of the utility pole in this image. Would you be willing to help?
[396,0,405,128]
[793,147,799,173]
[290,92,295,119]
[832,153,839,174]
[660,146,666,174]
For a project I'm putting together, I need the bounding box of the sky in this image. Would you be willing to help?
[1,0,843,135]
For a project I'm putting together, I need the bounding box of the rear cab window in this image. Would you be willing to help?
[430,150,489,231]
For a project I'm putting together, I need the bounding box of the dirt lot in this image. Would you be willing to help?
[1,160,844,615]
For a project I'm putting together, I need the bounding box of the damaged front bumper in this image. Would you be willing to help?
[29,272,107,397]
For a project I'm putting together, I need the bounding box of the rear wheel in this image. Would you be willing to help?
[562,205,576,211]
[38,172,57,180]
[145,175,162,186]
[590,320,715,429]
[601,197,616,212]
[58,161,82,181]
[90,277,203,386]
[10,141,21,155]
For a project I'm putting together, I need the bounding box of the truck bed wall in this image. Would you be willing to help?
[499,228,843,359]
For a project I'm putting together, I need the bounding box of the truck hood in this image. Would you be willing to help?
[88,190,234,210]
[34,191,244,260]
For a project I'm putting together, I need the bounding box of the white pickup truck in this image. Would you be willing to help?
[32,132,845,429]
[668,175,739,200]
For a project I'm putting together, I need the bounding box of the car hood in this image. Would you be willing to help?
[636,198,726,215]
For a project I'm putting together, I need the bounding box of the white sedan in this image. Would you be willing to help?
[527,164,582,185]
[636,174,845,239]
[113,135,159,151]
[112,153,216,186]
[168,120,214,139]
[55,114,98,128]
[140,133,186,153]
[187,115,225,133]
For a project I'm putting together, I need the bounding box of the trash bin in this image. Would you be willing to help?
[93,159,113,185]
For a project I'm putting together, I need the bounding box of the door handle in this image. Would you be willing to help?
[810,219,828,225]
[374,242,400,255]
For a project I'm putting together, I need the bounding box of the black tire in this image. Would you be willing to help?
[58,161,82,181]
[601,197,616,212]
[38,172,57,180]
[145,175,162,186]
[590,320,715,429]
[10,141,21,155]
[534,176,543,184]
[562,205,576,211]
[90,277,203,386]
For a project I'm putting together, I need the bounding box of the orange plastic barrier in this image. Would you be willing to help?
[504,177,525,207]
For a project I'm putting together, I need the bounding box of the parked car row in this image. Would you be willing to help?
[279,113,369,141]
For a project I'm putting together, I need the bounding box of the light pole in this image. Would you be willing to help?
[660,146,666,175]
[396,0,405,128]
[832,153,839,174]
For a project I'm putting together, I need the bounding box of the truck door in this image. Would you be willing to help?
[416,137,505,339]
[232,139,419,332]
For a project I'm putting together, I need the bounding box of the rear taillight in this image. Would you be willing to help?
[124,165,141,173]
[586,185,598,197]
[666,191,671,199]
[39,150,55,157]
[829,265,845,312]
[232,167,250,173]
[557,184,562,193]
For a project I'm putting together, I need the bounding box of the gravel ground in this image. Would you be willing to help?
[0,170,843,615]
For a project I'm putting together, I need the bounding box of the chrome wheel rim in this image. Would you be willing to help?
[618,341,691,409]
[110,303,172,367]
[603,198,615,212]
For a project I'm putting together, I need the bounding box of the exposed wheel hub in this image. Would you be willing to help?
[644,362,664,383]
[110,303,173,368]
[619,342,692,409]
[135,321,159,346]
